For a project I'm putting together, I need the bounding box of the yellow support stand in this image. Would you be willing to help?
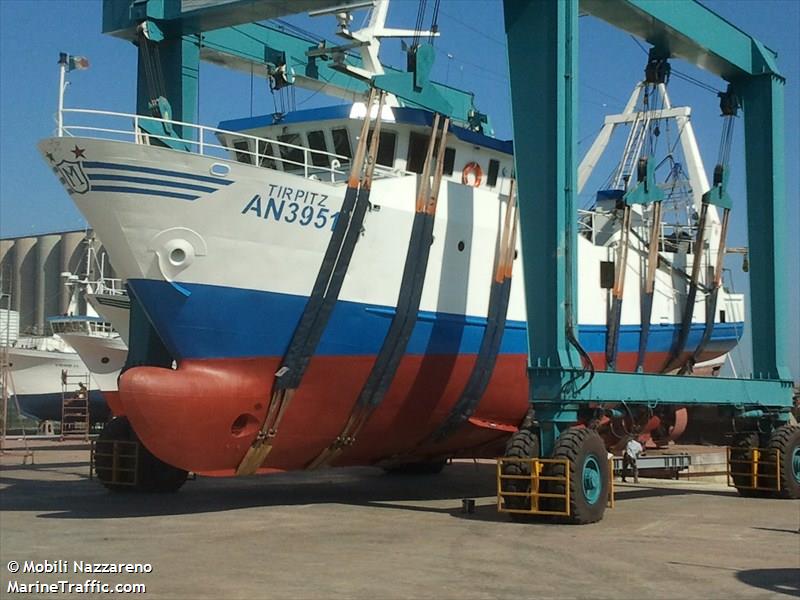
[90,439,140,487]
[726,447,781,493]
[607,457,615,509]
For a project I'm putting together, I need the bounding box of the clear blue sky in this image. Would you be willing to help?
[0,0,797,379]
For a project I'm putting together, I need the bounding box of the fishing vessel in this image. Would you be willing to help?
[3,242,124,424]
[5,328,110,424]
[58,251,130,416]
[39,1,743,488]
[50,316,126,418]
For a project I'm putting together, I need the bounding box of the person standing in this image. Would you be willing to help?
[622,436,643,483]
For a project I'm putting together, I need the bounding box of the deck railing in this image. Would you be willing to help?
[92,277,126,297]
[59,108,406,183]
[49,318,116,337]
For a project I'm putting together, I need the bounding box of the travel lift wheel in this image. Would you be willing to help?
[763,424,800,499]
[545,427,609,524]
[95,417,188,493]
[500,429,539,517]
[730,431,771,498]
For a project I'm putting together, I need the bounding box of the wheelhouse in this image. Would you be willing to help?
[216,104,514,191]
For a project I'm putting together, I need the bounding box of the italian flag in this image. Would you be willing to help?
[59,52,89,71]
[68,55,90,71]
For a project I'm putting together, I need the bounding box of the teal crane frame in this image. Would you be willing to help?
[503,0,793,455]
[101,0,479,131]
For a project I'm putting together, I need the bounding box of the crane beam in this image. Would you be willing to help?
[580,0,781,80]
[103,0,347,40]
[103,1,478,126]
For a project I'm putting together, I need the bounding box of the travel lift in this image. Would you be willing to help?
[97,0,797,520]
[496,0,797,523]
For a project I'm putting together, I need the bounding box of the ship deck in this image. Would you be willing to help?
[1,439,797,598]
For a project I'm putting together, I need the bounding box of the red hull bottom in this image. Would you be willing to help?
[100,390,124,418]
[119,350,718,476]
[120,355,529,475]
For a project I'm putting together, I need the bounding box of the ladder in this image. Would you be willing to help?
[60,370,90,441]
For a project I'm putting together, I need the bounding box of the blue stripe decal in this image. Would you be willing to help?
[87,173,219,193]
[128,279,744,361]
[83,161,234,186]
[90,185,200,201]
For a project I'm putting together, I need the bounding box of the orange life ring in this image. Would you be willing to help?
[461,162,483,187]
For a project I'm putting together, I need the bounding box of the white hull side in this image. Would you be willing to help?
[38,137,744,335]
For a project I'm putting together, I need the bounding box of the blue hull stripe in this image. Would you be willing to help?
[16,391,110,423]
[90,185,200,201]
[128,279,743,362]
[87,173,219,193]
[83,161,234,186]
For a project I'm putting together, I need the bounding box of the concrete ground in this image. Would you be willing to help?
[1,440,798,599]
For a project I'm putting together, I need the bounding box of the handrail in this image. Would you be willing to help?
[92,277,126,296]
[59,107,408,183]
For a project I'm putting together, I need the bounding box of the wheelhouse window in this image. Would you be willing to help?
[368,130,397,168]
[277,133,304,168]
[331,127,352,159]
[233,139,252,164]
[306,130,330,167]
[487,159,500,187]
[257,140,277,169]
[406,131,430,174]
[443,147,456,176]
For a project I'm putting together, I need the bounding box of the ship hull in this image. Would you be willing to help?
[120,279,737,475]
[7,347,110,423]
[38,135,744,474]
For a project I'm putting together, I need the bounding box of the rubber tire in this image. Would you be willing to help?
[500,429,538,514]
[95,417,188,493]
[138,447,189,493]
[383,460,447,475]
[545,428,609,525]
[730,432,769,498]
[763,425,800,499]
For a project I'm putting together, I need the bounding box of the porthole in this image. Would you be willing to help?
[458,241,465,252]
[100,357,110,364]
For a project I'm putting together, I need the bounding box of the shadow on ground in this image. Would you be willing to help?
[737,568,800,597]
[0,462,496,520]
[0,457,755,522]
